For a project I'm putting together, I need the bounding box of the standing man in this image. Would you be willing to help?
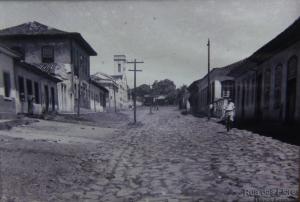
[225,98,235,132]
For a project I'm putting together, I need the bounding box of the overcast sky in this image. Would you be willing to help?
[0,0,299,87]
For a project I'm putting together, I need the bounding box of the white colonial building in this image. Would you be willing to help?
[111,55,129,110]
[91,72,118,112]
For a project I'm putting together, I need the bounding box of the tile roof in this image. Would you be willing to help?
[17,61,62,82]
[188,59,245,90]
[0,21,67,35]
[90,77,109,93]
[30,63,71,80]
[228,16,300,77]
[249,16,300,64]
[111,75,123,80]
[31,63,57,74]
[0,21,97,56]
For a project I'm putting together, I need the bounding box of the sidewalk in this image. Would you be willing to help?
[0,117,38,130]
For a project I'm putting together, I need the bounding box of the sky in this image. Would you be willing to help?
[0,0,299,88]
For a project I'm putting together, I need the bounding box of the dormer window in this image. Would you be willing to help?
[42,46,54,63]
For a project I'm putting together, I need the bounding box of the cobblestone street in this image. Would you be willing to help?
[0,107,298,201]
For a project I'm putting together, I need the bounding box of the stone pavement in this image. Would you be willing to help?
[60,107,298,201]
[0,107,298,202]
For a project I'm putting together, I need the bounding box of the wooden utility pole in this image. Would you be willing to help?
[128,59,143,123]
[207,39,211,120]
[113,86,117,113]
[149,84,153,114]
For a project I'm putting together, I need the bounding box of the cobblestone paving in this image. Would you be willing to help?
[59,107,299,202]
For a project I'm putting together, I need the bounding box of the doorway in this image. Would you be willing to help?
[26,79,33,114]
[286,78,296,123]
[44,85,49,112]
[255,74,263,121]
[51,87,55,111]
[285,56,298,124]
[241,83,245,119]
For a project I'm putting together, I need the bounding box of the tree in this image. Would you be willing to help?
[176,85,188,109]
[135,84,151,98]
[152,79,176,96]
[152,79,177,105]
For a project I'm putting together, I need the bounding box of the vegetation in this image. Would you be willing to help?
[133,79,187,105]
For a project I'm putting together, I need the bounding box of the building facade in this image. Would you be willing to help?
[229,18,300,123]
[14,61,61,115]
[0,21,97,113]
[188,62,239,118]
[111,55,129,110]
[0,44,60,118]
[91,72,119,112]
[0,45,19,118]
[89,78,108,112]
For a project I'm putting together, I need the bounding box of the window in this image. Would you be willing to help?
[26,79,33,96]
[210,82,215,103]
[287,56,297,80]
[42,46,54,63]
[274,64,282,109]
[74,50,79,76]
[246,80,250,106]
[51,87,55,110]
[237,84,240,107]
[87,57,90,75]
[34,82,40,104]
[80,55,84,75]
[118,64,121,72]
[85,57,88,76]
[263,67,271,108]
[3,72,11,97]
[252,78,255,104]
[221,80,234,99]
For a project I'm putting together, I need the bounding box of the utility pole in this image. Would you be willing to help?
[149,84,153,114]
[113,86,117,113]
[128,59,143,123]
[207,39,211,120]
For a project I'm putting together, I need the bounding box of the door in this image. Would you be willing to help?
[44,85,49,112]
[255,74,263,121]
[26,79,33,114]
[285,56,298,124]
[51,87,55,111]
[241,82,245,119]
[286,78,296,123]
